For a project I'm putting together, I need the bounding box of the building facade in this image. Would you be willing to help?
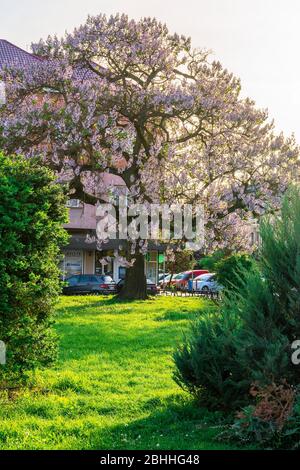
[62,199,163,283]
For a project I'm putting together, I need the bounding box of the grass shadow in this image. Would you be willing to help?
[87,395,233,450]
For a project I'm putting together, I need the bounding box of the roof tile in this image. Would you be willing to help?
[0,39,42,70]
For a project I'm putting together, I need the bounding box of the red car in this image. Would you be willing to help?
[176,270,209,291]
[160,272,185,289]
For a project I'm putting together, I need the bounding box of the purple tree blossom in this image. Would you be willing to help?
[0,13,299,297]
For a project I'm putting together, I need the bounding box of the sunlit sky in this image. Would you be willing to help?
[1,0,299,141]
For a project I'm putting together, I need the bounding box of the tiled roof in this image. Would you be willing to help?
[0,39,43,70]
[0,39,98,81]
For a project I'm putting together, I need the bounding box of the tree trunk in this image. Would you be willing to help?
[118,252,147,300]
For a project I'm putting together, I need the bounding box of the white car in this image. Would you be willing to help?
[158,273,170,283]
[189,273,223,293]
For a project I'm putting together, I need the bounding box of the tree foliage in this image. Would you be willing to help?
[165,249,194,275]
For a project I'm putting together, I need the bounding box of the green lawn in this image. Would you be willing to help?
[0,295,239,450]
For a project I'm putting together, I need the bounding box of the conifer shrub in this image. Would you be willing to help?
[198,250,226,272]
[174,187,300,412]
[214,252,254,290]
[173,309,247,410]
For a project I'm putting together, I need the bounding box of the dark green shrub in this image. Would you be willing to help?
[0,153,68,388]
[173,310,248,410]
[231,187,300,389]
[174,187,300,411]
[220,404,279,447]
[198,250,227,272]
[214,253,254,290]
[282,393,300,449]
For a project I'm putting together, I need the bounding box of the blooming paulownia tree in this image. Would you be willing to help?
[0,13,299,298]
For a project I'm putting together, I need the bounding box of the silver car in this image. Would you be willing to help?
[189,273,223,293]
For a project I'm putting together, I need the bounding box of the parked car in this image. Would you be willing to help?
[158,272,170,282]
[63,274,117,295]
[160,272,185,289]
[176,270,209,291]
[117,278,159,295]
[159,273,172,287]
[188,273,223,293]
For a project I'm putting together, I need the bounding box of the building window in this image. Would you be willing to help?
[95,251,114,277]
[118,266,127,280]
[61,250,83,278]
[145,251,158,283]
[114,252,159,283]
